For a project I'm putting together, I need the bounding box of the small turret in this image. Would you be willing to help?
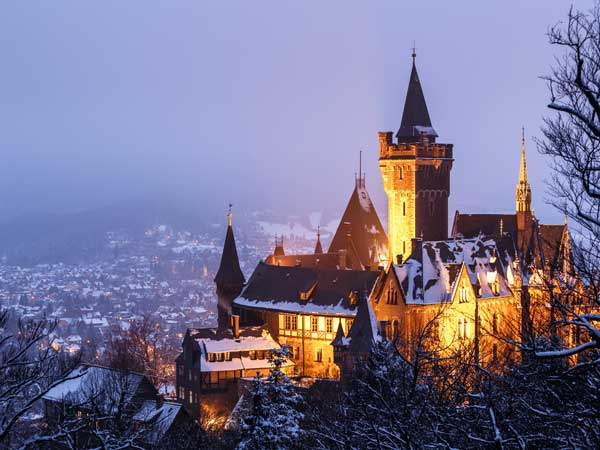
[314,226,323,254]
[214,205,245,330]
[273,236,285,257]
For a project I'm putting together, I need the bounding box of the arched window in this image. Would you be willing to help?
[392,320,400,340]
[492,313,499,334]
[429,199,435,216]
[399,167,403,180]
[402,202,406,216]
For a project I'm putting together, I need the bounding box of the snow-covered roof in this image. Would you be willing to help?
[132,400,182,444]
[43,365,149,412]
[234,262,381,316]
[201,329,278,354]
[394,237,513,304]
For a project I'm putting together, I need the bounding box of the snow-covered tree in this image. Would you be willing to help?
[237,345,303,450]
[537,1,600,361]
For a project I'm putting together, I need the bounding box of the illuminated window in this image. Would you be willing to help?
[459,283,469,303]
[492,280,500,295]
[326,318,333,333]
[178,387,184,399]
[284,315,298,330]
[311,316,318,332]
[458,318,469,340]
[188,390,193,404]
[492,313,499,334]
[316,348,323,362]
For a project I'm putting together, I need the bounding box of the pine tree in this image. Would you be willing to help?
[238,345,304,450]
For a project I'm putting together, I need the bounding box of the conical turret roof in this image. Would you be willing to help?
[214,210,246,287]
[396,54,437,141]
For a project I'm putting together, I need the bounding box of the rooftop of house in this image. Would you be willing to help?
[234,261,381,316]
[393,237,515,304]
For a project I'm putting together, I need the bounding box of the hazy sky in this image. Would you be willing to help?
[0,1,594,226]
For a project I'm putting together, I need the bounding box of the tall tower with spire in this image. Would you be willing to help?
[379,50,453,260]
[214,206,245,330]
[516,129,534,253]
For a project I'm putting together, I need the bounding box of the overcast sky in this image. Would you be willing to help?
[0,1,594,226]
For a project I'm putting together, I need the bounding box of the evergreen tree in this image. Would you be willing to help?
[238,345,303,450]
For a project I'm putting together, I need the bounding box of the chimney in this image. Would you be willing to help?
[232,314,240,339]
[411,238,423,257]
[396,254,403,265]
[156,394,164,409]
[338,249,347,270]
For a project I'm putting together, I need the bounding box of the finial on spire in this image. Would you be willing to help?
[227,203,233,227]
[356,150,365,188]
[411,41,416,63]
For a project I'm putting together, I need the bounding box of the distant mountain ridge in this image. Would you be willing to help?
[0,198,339,266]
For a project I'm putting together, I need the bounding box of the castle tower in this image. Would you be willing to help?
[379,50,453,260]
[214,206,245,330]
[516,129,534,254]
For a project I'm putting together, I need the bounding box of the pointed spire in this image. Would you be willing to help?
[314,226,323,254]
[519,127,528,184]
[214,205,245,287]
[355,150,365,188]
[516,127,532,213]
[396,49,437,141]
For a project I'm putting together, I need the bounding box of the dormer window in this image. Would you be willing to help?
[349,290,358,306]
[492,280,500,296]
[299,282,317,301]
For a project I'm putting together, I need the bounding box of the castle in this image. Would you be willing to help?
[175,51,573,420]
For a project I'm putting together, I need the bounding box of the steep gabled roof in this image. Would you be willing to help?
[396,58,437,141]
[347,292,381,353]
[393,237,515,304]
[214,213,245,287]
[234,262,381,316]
[451,212,517,239]
[328,180,388,269]
[539,224,568,267]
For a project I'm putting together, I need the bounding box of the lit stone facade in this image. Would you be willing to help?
[379,131,453,260]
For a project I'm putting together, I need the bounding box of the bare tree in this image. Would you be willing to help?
[536,2,600,360]
[104,316,174,390]
[0,310,82,449]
